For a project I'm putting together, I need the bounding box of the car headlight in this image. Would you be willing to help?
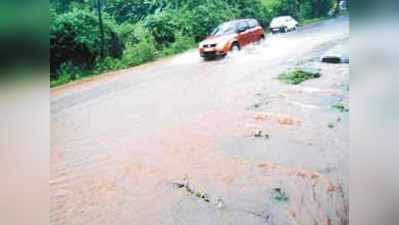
[217,42,227,49]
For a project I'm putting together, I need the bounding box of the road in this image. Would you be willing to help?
[51,16,349,225]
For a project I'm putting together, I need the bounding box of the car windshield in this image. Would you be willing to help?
[210,22,236,37]
[271,17,289,24]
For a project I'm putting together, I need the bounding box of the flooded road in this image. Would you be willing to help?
[51,16,349,225]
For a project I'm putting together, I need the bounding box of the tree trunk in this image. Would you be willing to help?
[96,0,105,59]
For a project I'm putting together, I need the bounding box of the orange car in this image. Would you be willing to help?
[199,19,264,59]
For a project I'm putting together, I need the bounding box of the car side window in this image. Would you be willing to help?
[248,20,258,28]
[237,21,249,32]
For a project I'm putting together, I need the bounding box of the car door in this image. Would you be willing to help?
[236,21,251,46]
[247,19,258,43]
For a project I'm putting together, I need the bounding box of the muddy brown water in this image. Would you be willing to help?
[51,16,349,225]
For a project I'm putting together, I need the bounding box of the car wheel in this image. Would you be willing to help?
[256,35,265,44]
[230,43,240,53]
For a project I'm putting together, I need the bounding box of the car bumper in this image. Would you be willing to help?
[270,27,284,32]
[199,47,227,57]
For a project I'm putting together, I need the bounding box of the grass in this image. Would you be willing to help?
[50,37,196,88]
[332,103,349,112]
[299,16,327,26]
[278,69,320,85]
[299,11,348,27]
[272,188,289,202]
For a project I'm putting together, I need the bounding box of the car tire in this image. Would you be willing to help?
[284,27,288,33]
[230,43,240,53]
[202,56,214,61]
[256,35,265,44]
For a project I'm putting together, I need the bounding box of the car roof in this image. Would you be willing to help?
[221,19,256,26]
[273,16,292,20]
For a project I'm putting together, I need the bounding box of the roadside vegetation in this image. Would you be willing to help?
[50,0,340,87]
[278,68,321,85]
[332,102,349,112]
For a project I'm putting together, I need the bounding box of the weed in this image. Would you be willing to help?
[278,69,320,85]
[271,188,289,202]
[332,103,349,112]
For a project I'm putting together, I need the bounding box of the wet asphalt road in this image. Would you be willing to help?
[51,16,349,225]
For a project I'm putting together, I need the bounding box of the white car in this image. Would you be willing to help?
[269,16,298,33]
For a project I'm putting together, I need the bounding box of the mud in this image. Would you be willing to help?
[51,16,349,225]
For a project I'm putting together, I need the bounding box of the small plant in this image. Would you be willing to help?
[271,188,289,202]
[50,62,84,87]
[278,69,320,85]
[160,33,195,56]
[332,103,349,112]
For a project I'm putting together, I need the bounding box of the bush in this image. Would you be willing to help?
[160,33,195,56]
[94,57,125,74]
[278,69,321,85]
[105,0,153,24]
[143,9,179,47]
[189,3,238,41]
[298,0,314,20]
[50,61,83,87]
[50,8,123,78]
[121,35,157,67]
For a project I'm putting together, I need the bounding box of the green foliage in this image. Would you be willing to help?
[50,8,123,76]
[278,69,321,85]
[105,0,153,24]
[187,2,239,41]
[143,9,180,47]
[160,33,196,56]
[271,188,289,202]
[50,61,84,87]
[121,36,157,67]
[94,57,125,73]
[298,0,314,20]
[332,103,349,112]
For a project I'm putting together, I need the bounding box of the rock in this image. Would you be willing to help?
[172,182,185,189]
[278,117,294,125]
[255,114,268,122]
[213,197,225,209]
[320,52,349,64]
[254,130,262,137]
